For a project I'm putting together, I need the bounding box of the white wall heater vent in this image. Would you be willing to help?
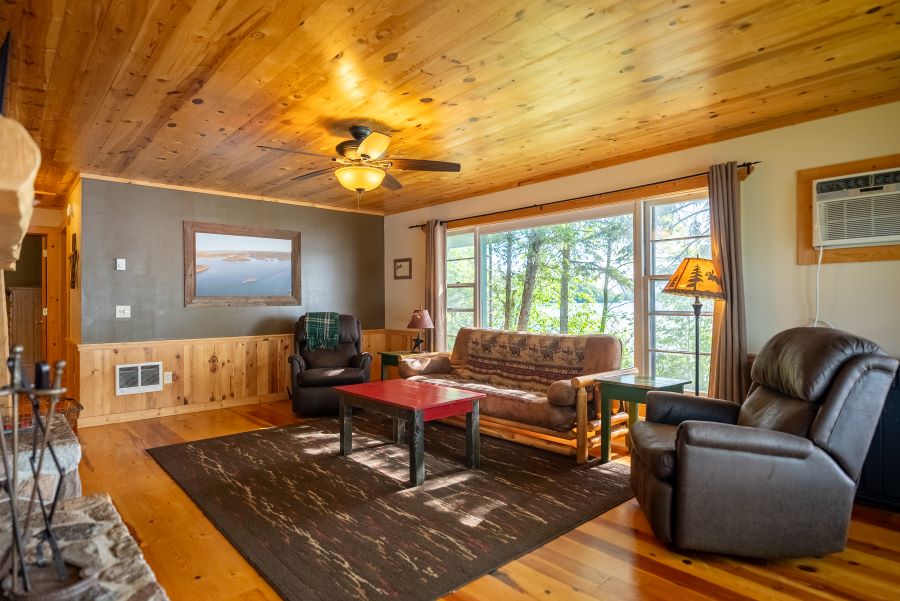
[115,361,163,396]
[813,167,900,248]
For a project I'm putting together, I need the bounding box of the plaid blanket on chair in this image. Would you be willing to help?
[305,312,341,350]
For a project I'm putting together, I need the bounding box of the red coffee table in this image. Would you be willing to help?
[334,380,485,486]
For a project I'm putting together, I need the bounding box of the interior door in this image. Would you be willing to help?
[9,287,42,375]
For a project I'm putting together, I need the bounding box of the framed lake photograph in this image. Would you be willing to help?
[183,221,301,307]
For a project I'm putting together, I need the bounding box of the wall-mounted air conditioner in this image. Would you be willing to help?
[813,167,900,248]
[115,361,163,396]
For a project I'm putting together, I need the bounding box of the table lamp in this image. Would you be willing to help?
[407,309,434,352]
[662,257,725,395]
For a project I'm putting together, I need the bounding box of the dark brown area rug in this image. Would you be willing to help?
[148,414,632,601]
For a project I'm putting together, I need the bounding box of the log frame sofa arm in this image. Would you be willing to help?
[567,367,639,464]
[548,367,641,406]
[569,367,639,390]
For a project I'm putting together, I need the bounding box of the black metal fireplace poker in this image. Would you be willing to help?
[0,346,97,599]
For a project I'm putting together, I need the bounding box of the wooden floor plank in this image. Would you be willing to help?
[77,400,900,601]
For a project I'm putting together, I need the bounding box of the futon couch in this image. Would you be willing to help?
[399,328,635,461]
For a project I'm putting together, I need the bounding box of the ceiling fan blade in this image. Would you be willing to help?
[389,158,461,172]
[290,167,335,182]
[358,131,391,160]
[258,144,331,158]
[382,172,403,190]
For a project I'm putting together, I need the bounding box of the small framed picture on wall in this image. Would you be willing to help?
[394,258,412,280]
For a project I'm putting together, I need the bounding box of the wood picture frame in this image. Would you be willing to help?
[394,258,412,280]
[184,221,301,307]
[797,153,900,265]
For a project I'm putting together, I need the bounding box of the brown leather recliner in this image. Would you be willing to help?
[288,314,372,417]
[630,327,899,559]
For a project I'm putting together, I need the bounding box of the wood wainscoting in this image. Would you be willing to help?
[73,329,418,428]
[363,328,419,381]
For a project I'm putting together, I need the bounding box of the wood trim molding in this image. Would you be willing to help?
[797,154,900,265]
[14,225,66,366]
[74,330,419,352]
[78,396,277,427]
[77,332,295,351]
[446,168,751,230]
[80,173,385,216]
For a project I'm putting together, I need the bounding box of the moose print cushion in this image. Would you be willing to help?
[457,330,589,392]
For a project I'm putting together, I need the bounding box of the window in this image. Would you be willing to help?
[442,191,713,390]
[644,195,713,391]
[444,207,635,367]
[446,231,476,350]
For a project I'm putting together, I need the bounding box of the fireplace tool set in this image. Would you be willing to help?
[0,346,95,599]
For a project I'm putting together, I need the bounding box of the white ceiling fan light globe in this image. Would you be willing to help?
[335,165,385,192]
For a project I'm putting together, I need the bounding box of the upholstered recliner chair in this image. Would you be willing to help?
[630,327,898,559]
[288,314,372,417]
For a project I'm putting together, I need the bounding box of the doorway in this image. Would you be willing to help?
[4,234,45,375]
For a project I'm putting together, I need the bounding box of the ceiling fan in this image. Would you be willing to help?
[258,125,461,196]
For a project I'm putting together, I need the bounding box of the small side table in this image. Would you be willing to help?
[597,374,690,463]
[378,351,418,381]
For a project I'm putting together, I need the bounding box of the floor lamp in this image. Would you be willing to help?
[662,257,724,396]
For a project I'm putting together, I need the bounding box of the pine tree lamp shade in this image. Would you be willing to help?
[662,257,725,395]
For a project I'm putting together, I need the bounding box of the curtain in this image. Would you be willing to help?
[708,162,749,402]
[424,219,447,352]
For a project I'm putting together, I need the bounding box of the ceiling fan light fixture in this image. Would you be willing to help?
[358,131,391,160]
[335,165,385,192]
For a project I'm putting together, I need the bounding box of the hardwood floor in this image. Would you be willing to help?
[78,401,900,601]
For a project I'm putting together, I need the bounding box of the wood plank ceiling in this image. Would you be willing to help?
[1,0,899,214]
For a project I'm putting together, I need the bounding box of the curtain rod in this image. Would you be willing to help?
[407,161,760,229]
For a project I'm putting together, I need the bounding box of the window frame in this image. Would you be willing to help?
[446,201,641,367]
[445,230,478,350]
[641,191,713,389]
[442,188,712,387]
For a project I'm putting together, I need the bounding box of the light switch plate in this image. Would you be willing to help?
[164,371,173,384]
[115,305,131,318]
[115,258,126,271]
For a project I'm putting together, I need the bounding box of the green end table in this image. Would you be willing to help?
[596,374,690,463]
[378,351,419,381]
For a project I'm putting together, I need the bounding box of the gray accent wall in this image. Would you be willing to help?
[81,179,384,343]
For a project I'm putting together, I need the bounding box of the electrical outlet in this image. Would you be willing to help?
[164,371,173,384]
[115,305,131,318]
[116,258,126,271]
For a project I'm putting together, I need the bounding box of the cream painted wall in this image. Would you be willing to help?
[384,101,900,357]
[30,207,64,229]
